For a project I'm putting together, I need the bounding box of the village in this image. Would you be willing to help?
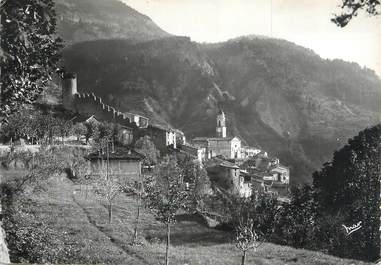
[2,72,290,201]
[1,0,380,264]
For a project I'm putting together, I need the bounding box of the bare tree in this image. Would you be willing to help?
[94,175,121,224]
[235,218,262,265]
[144,156,188,265]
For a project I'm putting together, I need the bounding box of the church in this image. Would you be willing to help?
[191,110,242,160]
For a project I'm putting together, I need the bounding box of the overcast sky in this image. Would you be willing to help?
[123,0,381,76]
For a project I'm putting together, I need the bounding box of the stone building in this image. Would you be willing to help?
[85,147,144,185]
[205,156,251,198]
[134,124,177,155]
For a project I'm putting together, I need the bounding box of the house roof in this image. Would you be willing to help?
[192,136,238,142]
[149,124,175,132]
[206,156,239,169]
[86,147,145,161]
[70,114,97,124]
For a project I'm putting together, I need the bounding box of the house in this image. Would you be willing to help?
[135,124,178,155]
[71,114,134,145]
[205,156,251,198]
[241,155,290,185]
[85,147,144,186]
[174,129,186,145]
[241,146,261,158]
[179,143,206,163]
[269,164,290,184]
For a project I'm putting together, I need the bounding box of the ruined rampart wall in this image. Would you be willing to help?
[73,93,148,129]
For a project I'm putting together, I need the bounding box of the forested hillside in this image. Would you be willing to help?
[55,0,170,44]
[61,35,381,184]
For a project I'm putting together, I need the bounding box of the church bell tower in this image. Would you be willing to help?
[216,109,226,138]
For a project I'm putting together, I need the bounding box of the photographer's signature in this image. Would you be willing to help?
[342,221,362,235]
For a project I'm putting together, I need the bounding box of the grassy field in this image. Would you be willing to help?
[2,174,373,265]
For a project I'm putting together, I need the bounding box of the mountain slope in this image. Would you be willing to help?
[55,0,170,44]
[61,36,381,184]
[203,36,381,172]
[53,0,381,184]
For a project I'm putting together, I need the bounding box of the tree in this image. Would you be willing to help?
[84,121,99,144]
[55,118,72,145]
[9,146,66,193]
[219,193,263,265]
[94,176,122,224]
[144,156,188,265]
[134,135,159,167]
[273,185,318,248]
[71,123,87,142]
[1,0,63,117]
[332,0,380,27]
[178,156,211,212]
[313,125,381,261]
[235,218,261,265]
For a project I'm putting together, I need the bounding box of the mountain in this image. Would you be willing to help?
[53,0,381,184]
[54,0,170,44]
[61,36,381,184]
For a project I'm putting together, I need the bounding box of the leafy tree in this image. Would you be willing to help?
[273,185,317,248]
[71,123,87,142]
[332,0,380,27]
[134,135,159,166]
[0,0,63,117]
[55,118,73,144]
[313,125,381,261]
[97,122,114,141]
[178,156,211,212]
[250,191,279,240]
[7,146,66,193]
[0,110,28,142]
[144,156,188,265]
[84,121,99,143]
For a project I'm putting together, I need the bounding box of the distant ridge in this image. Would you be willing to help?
[55,0,170,44]
[55,1,381,184]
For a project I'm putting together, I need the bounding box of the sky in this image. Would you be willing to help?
[122,0,381,77]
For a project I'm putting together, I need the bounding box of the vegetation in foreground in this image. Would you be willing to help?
[1,123,380,264]
[0,174,371,265]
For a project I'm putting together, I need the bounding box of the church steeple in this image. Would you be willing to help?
[216,109,226,138]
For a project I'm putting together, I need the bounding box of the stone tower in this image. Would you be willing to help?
[62,72,78,111]
[216,109,226,138]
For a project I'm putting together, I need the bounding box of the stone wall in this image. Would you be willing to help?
[73,93,148,128]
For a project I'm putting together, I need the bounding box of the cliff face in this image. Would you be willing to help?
[61,36,381,184]
[55,0,170,44]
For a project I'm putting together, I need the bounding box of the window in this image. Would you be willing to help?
[218,120,221,127]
